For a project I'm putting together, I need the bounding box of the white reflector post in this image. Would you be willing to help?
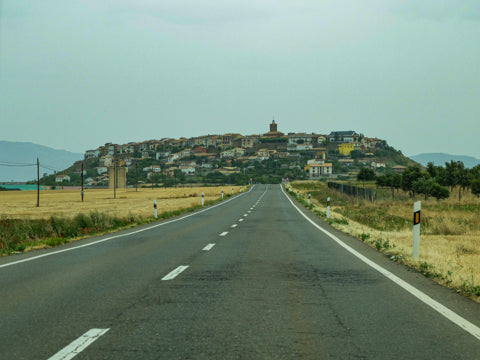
[413,201,421,259]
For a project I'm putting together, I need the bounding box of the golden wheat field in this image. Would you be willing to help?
[0,186,245,219]
[289,181,480,301]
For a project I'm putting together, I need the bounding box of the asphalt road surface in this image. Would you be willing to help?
[1,184,480,359]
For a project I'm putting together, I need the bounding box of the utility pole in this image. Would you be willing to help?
[37,157,40,207]
[135,162,138,192]
[81,161,84,202]
[113,159,117,199]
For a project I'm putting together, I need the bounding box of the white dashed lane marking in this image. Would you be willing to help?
[48,328,110,360]
[203,244,216,251]
[162,266,189,281]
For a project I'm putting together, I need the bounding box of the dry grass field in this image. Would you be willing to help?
[0,186,245,219]
[288,181,480,301]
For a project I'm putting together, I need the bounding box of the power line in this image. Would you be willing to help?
[0,160,61,172]
[0,160,36,167]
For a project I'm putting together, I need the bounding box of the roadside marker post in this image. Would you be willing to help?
[308,193,311,206]
[222,189,224,199]
[327,197,331,219]
[297,190,299,198]
[232,187,234,195]
[413,201,421,259]
[153,200,158,219]
[202,192,205,206]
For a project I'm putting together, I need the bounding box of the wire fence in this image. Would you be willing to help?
[327,181,377,202]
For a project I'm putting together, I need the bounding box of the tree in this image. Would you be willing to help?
[357,167,376,188]
[412,177,435,200]
[430,183,450,201]
[401,166,423,196]
[471,178,480,197]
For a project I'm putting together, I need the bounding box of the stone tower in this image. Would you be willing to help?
[270,119,277,133]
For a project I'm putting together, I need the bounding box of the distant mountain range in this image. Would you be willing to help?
[410,153,480,168]
[0,141,83,182]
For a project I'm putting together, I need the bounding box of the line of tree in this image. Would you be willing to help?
[374,161,480,200]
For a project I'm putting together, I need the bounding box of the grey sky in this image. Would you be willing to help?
[1,0,479,157]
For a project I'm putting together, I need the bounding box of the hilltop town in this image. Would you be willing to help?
[42,121,417,187]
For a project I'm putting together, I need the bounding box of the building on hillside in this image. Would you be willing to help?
[179,163,196,175]
[55,175,70,183]
[338,159,355,167]
[307,163,333,178]
[263,119,285,138]
[241,135,261,148]
[315,151,326,161]
[99,155,114,167]
[84,149,100,159]
[328,131,360,143]
[371,161,386,170]
[287,133,314,145]
[393,165,407,173]
[97,166,108,175]
[338,143,355,156]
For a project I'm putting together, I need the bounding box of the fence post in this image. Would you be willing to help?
[327,197,331,219]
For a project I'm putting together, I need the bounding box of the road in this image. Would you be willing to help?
[1,184,480,359]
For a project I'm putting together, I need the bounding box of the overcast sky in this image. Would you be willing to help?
[1,0,479,157]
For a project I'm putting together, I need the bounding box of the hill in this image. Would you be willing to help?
[0,141,83,182]
[410,153,480,169]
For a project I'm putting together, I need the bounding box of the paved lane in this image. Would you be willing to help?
[1,184,479,359]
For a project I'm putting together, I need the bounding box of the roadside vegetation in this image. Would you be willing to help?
[287,163,480,302]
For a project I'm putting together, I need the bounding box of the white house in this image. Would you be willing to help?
[84,149,100,159]
[55,175,70,183]
[99,155,114,167]
[308,163,333,178]
[97,166,108,175]
[180,164,196,175]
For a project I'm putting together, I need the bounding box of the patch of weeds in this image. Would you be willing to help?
[459,281,480,297]
[374,238,394,251]
[419,261,442,279]
[327,217,349,225]
[359,233,370,242]
[44,237,68,248]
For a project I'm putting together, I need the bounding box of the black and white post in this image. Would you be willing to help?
[413,201,421,259]
[202,192,205,206]
[154,200,158,219]
[327,197,331,219]
[222,189,224,199]
[308,193,311,206]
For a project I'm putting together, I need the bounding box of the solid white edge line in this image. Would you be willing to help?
[161,265,189,281]
[48,328,110,360]
[0,186,256,269]
[202,243,216,251]
[280,184,480,341]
